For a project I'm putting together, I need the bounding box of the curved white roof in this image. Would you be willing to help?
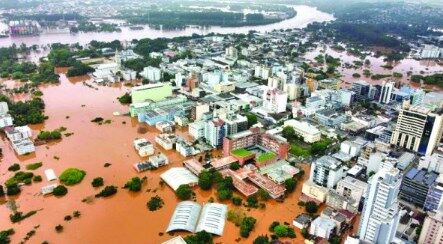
[160,167,198,191]
[195,203,227,236]
[166,201,201,233]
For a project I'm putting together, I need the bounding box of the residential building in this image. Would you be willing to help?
[399,167,439,208]
[262,87,288,113]
[283,119,321,143]
[191,103,210,122]
[336,176,368,206]
[225,46,238,60]
[379,81,394,104]
[0,114,13,128]
[340,140,363,158]
[309,216,337,239]
[419,152,443,174]
[418,207,443,244]
[310,156,345,188]
[189,121,206,140]
[204,118,226,147]
[358,166,402,244]
[302,180,328,202]
[351,80,370,101]
[140,66,161,81]
[390,103,443,156]
[133,138,154,157]
[424,178,443,212]
[316,108,348,127]
[223,114,248,136]
[0,101,9,115]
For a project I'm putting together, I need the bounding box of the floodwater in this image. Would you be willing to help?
[0,72,358,243]
[0,5,334,47]
[304,45,443,91]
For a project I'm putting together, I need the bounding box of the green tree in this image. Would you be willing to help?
[253,235,270,244]
[246,113,258,128]
[118,93,132,104]
[232,196,242,206]
[301,228,309,238]
[124,177,142,192]
[147,195,164,211]
[183,230,213,244]
[240,216,257,238]
[91,177,104,187]
[273,224,289,237]
[284,178,297,193]
[305,201,318,214]
[95,185,117,198]
[59,168,86,185]
[53,185,68,196]
[198,170,213,190]
[229,162,241,170]
[282,126,296,140]
[176,184,193,200]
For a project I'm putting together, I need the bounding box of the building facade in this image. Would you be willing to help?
[418,208,443,244]
[390,103,443,156]
[309,156,345,189]
[358,166,402,244]
[399,167,439,208]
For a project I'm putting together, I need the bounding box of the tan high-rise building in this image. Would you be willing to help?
[418,208,443,244]
[391,104,443,156]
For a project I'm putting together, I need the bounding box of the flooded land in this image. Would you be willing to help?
[0,71,357,243]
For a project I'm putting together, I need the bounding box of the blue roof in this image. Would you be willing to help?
[405,167,439,187]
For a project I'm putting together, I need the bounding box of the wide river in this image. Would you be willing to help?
[0,5,334,47]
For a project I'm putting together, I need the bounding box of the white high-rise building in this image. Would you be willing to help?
[225,46,238,60]
[140,66,161,81]
[262,88,288,113]
[358,165,402,244]
[391,102,443,156]
[379,81,394,104]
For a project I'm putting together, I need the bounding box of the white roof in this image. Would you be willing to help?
[160,167,198,191]
[195,203,228,236]
[161,236,187,244]
[44,169,57,181]
[166,201,201,233]
[41,184,58,195]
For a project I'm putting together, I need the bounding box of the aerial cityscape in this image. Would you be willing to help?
[0,0,442,244]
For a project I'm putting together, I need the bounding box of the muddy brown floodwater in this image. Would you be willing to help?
[304,45,443,91]
[0,71,357,243]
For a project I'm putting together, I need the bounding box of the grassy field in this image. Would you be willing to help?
[231,148,254,157]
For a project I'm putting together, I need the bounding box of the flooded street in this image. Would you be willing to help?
[304,45,443,91]
[0,72,338,243]
[0,5,334,48]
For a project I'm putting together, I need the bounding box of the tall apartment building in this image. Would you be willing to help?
[424,180,443,212]
[418,207,443,244]
[390,102,443,156]
[310,156,345,189]
[262,88,288,113]
[399,167,439,208]
[358,166,402,244]
[140,66,161,81]
[204,119,226,148]
[351,80,370,101]
[379,81,394,104]
[223,114,248,136]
